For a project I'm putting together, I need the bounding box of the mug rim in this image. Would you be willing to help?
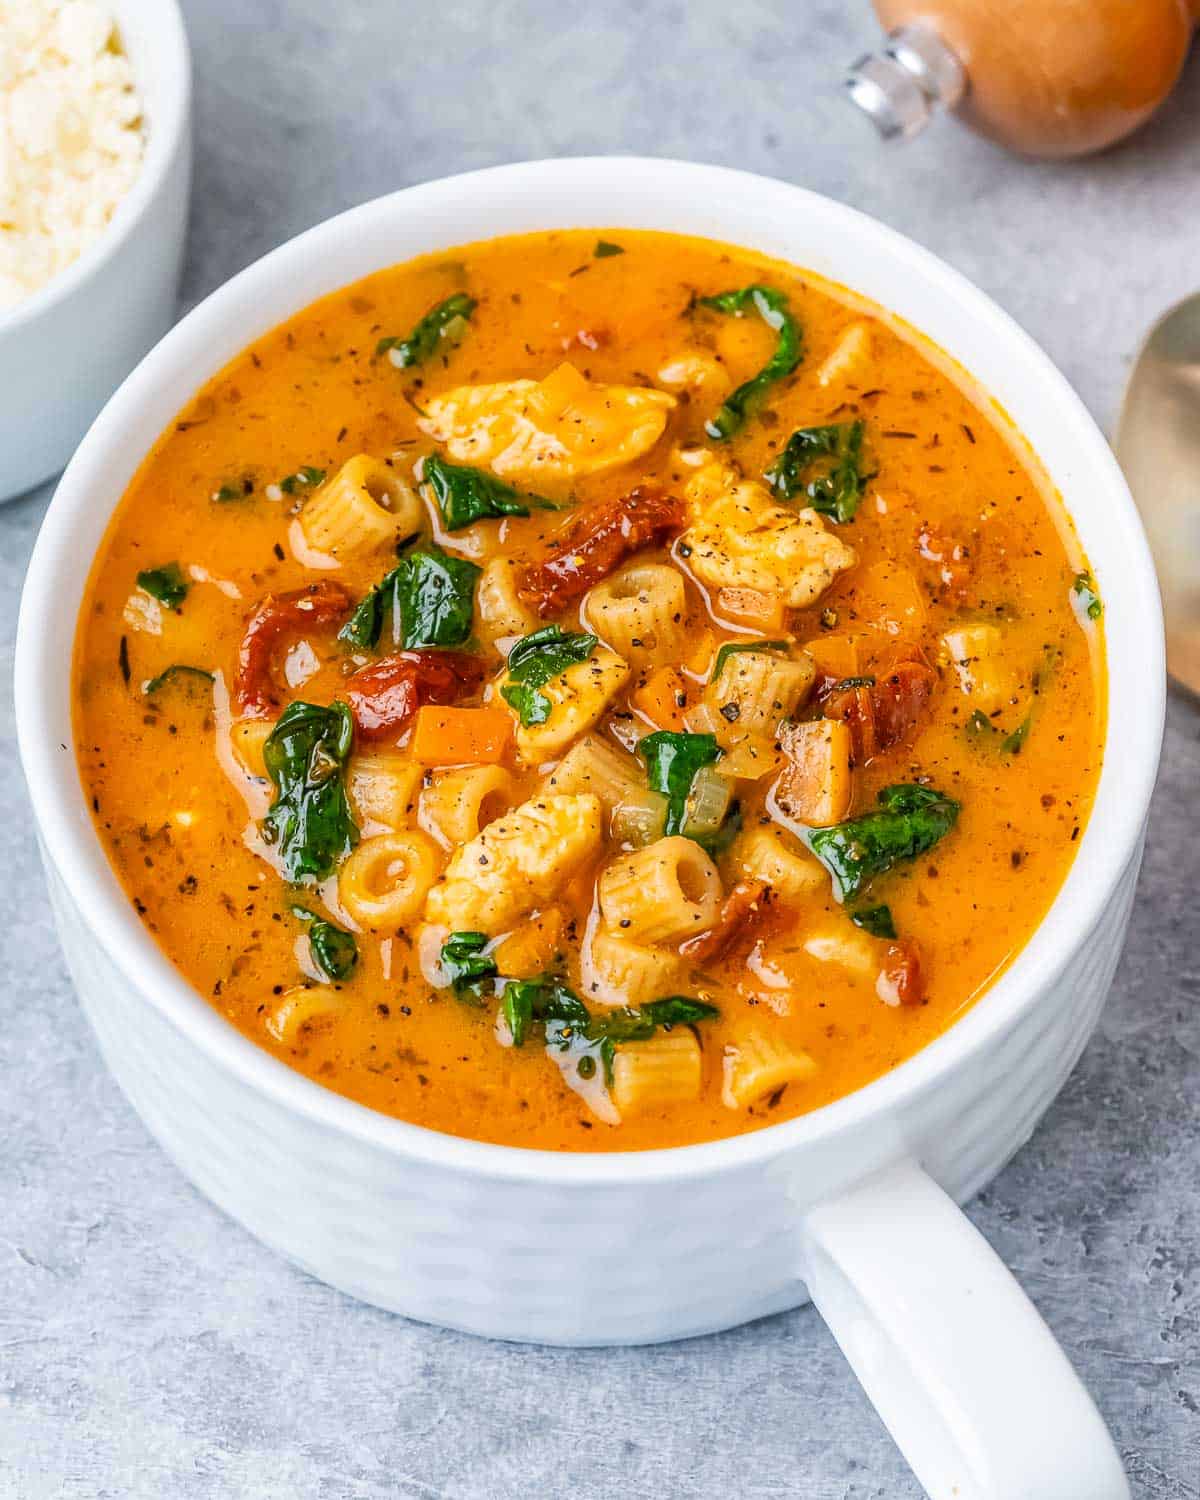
[15,156,1165,1186]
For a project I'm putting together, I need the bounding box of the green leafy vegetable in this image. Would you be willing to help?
[422,453,552,530]
[763,421,867,523]
[141,664,214,696]
[136,563,189,608]
[801,783,961,903]
[291,906,359,981]
[696,284,802,440]
[339,549,480,650]
[851,905,897,940]
[637,731,722,837]
[503,977,719,1086]
[279,465,326,495]
[376,292,477,367]
[501,626,598,727]
[1072,571,1103,622]
[594,240,625,258]
[212,479,252,503]
[441,931,498,996]
[712,639,789,680]
[261,700,359,882]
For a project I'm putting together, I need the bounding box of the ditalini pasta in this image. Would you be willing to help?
[74,227,1104,1151]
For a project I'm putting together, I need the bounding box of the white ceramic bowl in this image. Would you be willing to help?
[0,0,191,501]
[16,159,1163,1500]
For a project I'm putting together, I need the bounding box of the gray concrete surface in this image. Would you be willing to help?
[2,2,1198,1495]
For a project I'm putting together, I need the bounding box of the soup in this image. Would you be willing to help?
[73,229,1104,1151]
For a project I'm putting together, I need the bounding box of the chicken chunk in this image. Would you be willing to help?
[424,792,602,933]
[418,362,675,483]
[682,464,856,609]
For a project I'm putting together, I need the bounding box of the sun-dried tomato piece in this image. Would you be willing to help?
[818,647,936,765]
[681,880,773,965]
[517,485,685,617]
[345,650,486,742]
[879,938,924,1006]
[872,653,937,753]
[235,582,352,717]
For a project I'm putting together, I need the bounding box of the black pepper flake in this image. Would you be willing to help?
[118,635,130,684]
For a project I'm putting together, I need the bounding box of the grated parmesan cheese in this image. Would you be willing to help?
[0,0,144,309]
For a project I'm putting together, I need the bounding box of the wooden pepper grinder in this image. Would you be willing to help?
[848,0,1198,158]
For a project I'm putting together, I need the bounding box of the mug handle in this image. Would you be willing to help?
[800,1158,1130,1500]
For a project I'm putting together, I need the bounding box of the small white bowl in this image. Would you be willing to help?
[0,0,191,502]
[16,160,1161,1499]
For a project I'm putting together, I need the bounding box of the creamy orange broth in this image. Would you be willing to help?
[73,230,1104,1151]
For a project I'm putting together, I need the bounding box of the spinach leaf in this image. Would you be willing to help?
[212,478,254,503]
[637,730,722,836]
[422,453,552,530]
[1072,571,1103,622]
[712,638,788,679]
[261,700,359,882]
[764,421,867,523]
[141,664,214,696]
[802,783,961,903]
[291,905,359,981]
[696,284,802,440]
[441,931,498,995]
[594,240,625,258]
[503,977,718,1086]
[377,292,477,367]
[501,626,597,727]
[339,549,480,650]
[136,563,189,608]
[968,708,1033,757]
[279,465,326,495]
[851,905,896,940]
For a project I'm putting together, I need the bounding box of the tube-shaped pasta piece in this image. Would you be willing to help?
[347,750,423,832]
[583,563,688,665]
[337,830,441,931]
[770,719,853,828]
[657,350,731,398]
[612,1030,703,1115]
[816,321,873,389]
[425,792,602,934]
[729,824,824,901]
[265,985,340,1043]
[231,717,273,779]
[803,924,877,977]
[419,764,516,846]
[598,836,722,945]
[542,734,645,809]
[581,923,686,1008]
[722,1027,816,1109]
[297,454,421,561]
[942,623,1013,716]
[477,556,539,644]
[703,648,815,740]
[509,646,630,762]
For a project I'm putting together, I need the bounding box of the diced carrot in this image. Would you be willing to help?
[494,908,566,979]
[632,667,690,731]
[805,633,860,682]
[409,705,513,766]
[715,586,787,632]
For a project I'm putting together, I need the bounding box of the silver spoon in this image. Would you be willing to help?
[1115,295,1200,696]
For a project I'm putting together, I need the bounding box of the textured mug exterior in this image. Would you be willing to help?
[41,840,1142,1345]
[17,162,1164,1363]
